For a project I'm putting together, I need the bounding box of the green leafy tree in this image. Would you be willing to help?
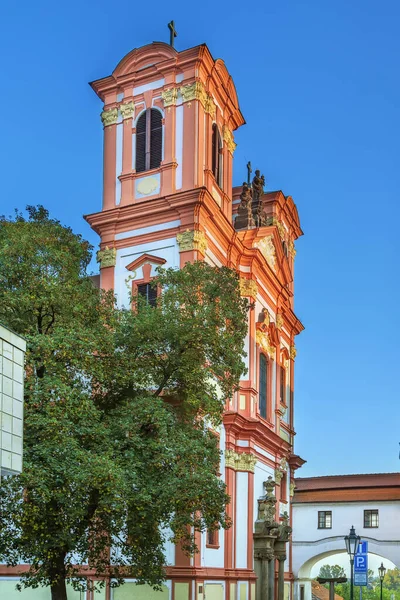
[0,207,248,600]
[385,569,400,591]
[318,564,347,579]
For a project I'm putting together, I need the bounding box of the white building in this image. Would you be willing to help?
[0,323,26,481]
[292,473,400,600]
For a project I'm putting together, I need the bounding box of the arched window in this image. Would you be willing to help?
[135,108,163,173]
[259,353,268,419]
[211,124,223,188]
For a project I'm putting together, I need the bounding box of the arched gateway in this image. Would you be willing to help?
[291,473,400,600]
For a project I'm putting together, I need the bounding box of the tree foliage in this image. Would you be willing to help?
[318,564,347,580]
[0,207,248,600]
[316,564,400,600]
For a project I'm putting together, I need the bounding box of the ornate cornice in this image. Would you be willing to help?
[100,108,118,127]
[256,329,275,359]
[120,101,135,120]
[222,125,237,154]
[225,450,257,472]
[96,246,116,268]
[176,229,208,254]
[239,278,258,298]
[161,88,178,107]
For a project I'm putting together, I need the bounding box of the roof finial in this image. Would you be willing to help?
[168,21,177,48]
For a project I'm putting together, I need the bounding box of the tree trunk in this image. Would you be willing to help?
[51,578,68,600]
[50,552,68,600]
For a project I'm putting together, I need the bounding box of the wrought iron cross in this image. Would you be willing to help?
[247,161,252,185]
[168,21,177,48]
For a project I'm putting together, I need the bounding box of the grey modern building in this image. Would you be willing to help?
[0,323,26,481]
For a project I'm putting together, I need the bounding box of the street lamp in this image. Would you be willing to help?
[378,562,386,600]
[344,526,361,600]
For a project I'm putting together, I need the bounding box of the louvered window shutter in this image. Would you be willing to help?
[137,282,157,307]
[150,109,162,170]
[259,354,267,418]
[135,112,147,172]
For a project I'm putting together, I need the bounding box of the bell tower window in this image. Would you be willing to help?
[211,124,223,188]
[135,108,163,173]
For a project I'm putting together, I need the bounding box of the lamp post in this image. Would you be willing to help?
[344,526,361,600]
[378,562,386,600]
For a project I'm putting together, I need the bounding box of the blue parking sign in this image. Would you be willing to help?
[354,540,368,587]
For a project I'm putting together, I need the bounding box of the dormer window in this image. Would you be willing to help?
[135,108,163,173]
[211,124,223,188]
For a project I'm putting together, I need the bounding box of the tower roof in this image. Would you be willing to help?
[90,41,245,130]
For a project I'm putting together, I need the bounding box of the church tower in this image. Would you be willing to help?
[86,38,305,600]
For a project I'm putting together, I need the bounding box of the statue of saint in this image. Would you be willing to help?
[252,170,266,200]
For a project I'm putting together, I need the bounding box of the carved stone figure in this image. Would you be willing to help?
[236,182,254,229]
[252,169,266,200]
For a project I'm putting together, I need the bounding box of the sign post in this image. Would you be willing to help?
[354,541,368,587]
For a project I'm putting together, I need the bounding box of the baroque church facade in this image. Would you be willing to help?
[83,40,306,600]
[0,39,305,600]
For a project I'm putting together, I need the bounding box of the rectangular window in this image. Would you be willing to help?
[137,283,157,307]
[364,509,379,528]
[259,354,268,419]
[300,587,305,600]
[206,529,219,548]
[280,365,286,404]
[318,511,332,529]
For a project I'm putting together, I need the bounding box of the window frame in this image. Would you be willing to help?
[258,352,269,420]
[317,510,332,529]
[135,108,163,173]
[206,528,220,549]
[211,123,223,189]
[364,509,379,528]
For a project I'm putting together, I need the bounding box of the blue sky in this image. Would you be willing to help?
[1,0,399,477]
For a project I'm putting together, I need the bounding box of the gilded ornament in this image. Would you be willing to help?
[254,235,276,272]
[288,240,297,258]
[272,218,286,241]
[276,314,283,330]
[161,88,178,107]
[237,453,257,472]
[290,482,296,497]
[180,81,207,106]
[136,176,159,196]
[176,229,208,255]
[100,108,118,127]
[290,345,297,360]
[225,450,257,473]
[239,278,258,298]
[204,95,216,119]
[120,101,135,120]
[274,468,284,484]
[222,125,237,154]
[280,457,288,472]
[256,329,275,359]
[96,246,117,269]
